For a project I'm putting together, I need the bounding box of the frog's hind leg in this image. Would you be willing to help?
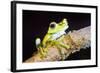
[50,40,67,60]
[59,43,70,49]
[57,36,70,49]
[53,40,71,60]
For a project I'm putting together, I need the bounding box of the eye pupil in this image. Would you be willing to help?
[50,23,55,28]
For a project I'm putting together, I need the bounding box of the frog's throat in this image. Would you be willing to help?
[51,30,66,40]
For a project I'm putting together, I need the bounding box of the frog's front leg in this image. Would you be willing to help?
[38,44,49,59]
[37,46,48,58]
[36,38,48,58]
[39,46,48,58]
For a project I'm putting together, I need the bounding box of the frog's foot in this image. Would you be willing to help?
[56,45,66,60]
[38,47,48,59]
[59,44,70,60]
[61,54,66,60]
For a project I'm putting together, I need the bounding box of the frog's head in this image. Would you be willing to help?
[48,18,69,34]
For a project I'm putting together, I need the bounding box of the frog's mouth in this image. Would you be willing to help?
[51,30,66,40]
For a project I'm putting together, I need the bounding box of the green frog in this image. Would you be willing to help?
[35,18,70,60]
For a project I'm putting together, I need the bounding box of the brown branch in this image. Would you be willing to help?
[24,26,91,63]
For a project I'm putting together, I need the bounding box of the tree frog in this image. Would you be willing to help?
[35,18,70,60]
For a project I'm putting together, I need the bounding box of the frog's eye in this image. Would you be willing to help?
[50,22,56,29]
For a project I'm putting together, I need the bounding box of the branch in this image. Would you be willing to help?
[25,26,91,63]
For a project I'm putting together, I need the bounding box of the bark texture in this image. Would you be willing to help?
[25,26,91,63]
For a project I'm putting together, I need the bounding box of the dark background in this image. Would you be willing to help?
[23,10,91,62]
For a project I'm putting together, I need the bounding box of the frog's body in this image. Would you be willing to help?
[35,18,70,60]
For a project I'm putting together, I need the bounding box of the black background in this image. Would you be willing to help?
[23,10,91,62]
